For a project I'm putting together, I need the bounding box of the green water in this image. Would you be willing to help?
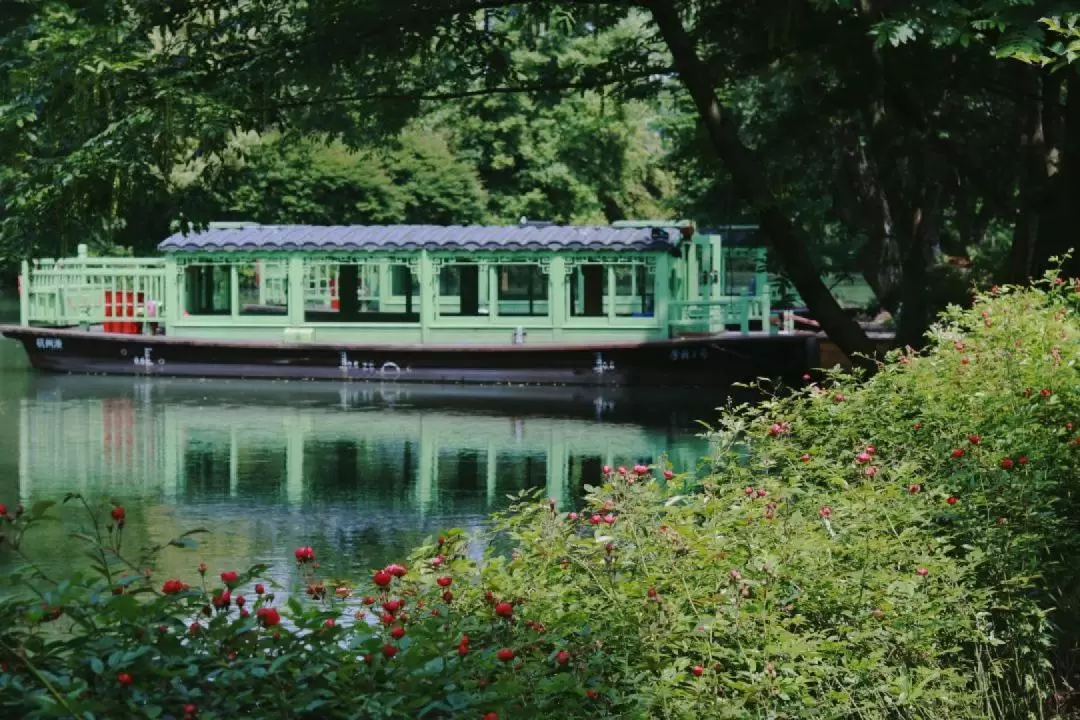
[0,298,721,588]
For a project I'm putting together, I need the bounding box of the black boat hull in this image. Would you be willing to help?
[0,326,820,388]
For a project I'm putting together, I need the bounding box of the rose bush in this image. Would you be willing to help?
[0,270,1076,718]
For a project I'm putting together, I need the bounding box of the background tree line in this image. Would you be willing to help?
[1,0,1077,359]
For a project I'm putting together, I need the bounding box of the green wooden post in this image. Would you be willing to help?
[549,256,567,339]
[654,253,670,336]
[287,256,305,325]
[419,250,435,342]
[164,258,179,327]
[755,248,770,330]
[19,260,29,326]
[229,265,240,317]
[606,265,616,322]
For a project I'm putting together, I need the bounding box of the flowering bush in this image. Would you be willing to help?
[0,272,1076,718]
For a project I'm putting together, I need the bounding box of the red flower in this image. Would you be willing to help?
[495,601,514,618]
[255,583,265,595]
[235,595,246,607]
[602,513,617,525]
[916,568,929,577]
[800,454,811,462]
[567,511,578,520]
[390,625,406,639]
[442,590,453,603]
[744,486,754,496]
[188,622,200,635]
[184,704,197,717]
[1018,456,1029,465]
[197,563,207,575]
[589,514,602,525]
[967,434,981,445]
[663,470,675,479]
[951,448,965,459]
[497,648,515,662]
[691,665,704,677]
[0,503,6,516]
[908,484,920,494]
[362,595,375,605]
[633,464,649,475]
[383,599,402,613]
[385,563,407,578]
[256,607,281,627]
[110,506,126,524]
[324,618,336,628]
[117,672,133,686]
[1001,457,1014,470]
[162,579,184,595]
[586,689,599,699]
[913,423,923,430]
[294,546,315,563]
[212,590,231,609]
[946,496,958,505]
[602,465,612,475]
[382,644,397,659]
[484,714,498,720]
[373,570,392,587]
[819,507,832,518]
[647,587,658,598]
[1041,388,1052,397]
[436,576,452,587]
[458,641,469,657]
[856,452,871,464]
[239,609,249,619]
[220,570,238,585]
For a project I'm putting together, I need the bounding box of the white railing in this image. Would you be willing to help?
[21,255,169,329]
[669,297,787,335]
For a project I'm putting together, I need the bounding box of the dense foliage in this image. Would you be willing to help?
[0,273,1076,718]
[3,1,1080,356]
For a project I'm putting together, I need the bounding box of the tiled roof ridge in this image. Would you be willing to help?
[158,223,679,254]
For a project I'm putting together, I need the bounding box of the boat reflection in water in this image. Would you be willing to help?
[12,376,723,581]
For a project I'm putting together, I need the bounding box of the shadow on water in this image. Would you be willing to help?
[0,335,738,589]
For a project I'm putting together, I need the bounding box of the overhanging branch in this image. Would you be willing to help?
[262,67,672,111]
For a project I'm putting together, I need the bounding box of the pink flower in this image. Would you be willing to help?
[856,452,871,464]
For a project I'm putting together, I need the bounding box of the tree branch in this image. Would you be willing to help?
[260,67,671,111]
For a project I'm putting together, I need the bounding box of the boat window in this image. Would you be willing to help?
[614,264,655,317]
[569,264,607,317]
[496,264,548,317]
[183,264,232,316]
[237,261,288,316]
[303,261,419,323]
[436,262,486,317]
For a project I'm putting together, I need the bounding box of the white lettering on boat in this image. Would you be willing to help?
[133,348,155,367]
[593,353,615,374]
[35,337,63,351]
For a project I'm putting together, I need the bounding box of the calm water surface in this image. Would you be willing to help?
[0,298,726,589]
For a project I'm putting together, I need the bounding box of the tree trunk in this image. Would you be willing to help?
[1006,66,1050,283]
[646,0,877,368]
[1033,72,1080,279]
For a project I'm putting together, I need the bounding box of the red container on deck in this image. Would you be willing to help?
[104,291,144,334]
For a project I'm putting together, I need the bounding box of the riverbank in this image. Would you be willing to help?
[0,277,1075,718]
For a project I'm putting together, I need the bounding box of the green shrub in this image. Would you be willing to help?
[0,272,1076,719]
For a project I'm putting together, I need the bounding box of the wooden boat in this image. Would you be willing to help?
[0,222,837,387]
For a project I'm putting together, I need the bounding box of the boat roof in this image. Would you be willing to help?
[158,224,680,255]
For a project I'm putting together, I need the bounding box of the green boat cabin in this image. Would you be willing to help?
[17,222,784,345]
